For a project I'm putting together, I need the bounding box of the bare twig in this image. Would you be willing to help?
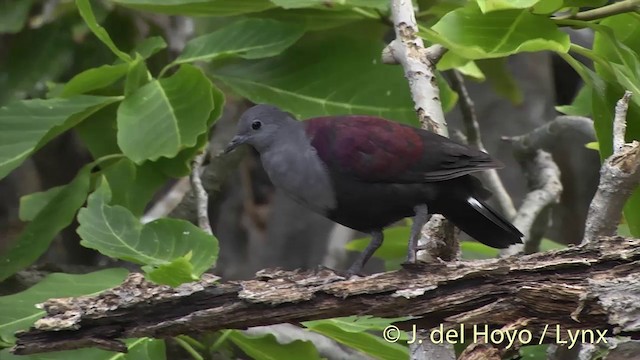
[190,152,212,235]
[447,70,517,220]
[141,178,191,224]
[583,91,640,244]
[613,91,631,153]
[502,150,563,256]
[13,236,640,355]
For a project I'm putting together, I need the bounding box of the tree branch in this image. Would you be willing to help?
[385,0,448,135]
[13,236,640,355]
[583,91,640,244]
[447,70,517,220]
[384,4,456,357]
[190,152,212,235]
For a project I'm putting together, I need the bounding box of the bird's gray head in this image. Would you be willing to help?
[224,104,298,154]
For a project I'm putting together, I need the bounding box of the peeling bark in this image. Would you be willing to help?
[13,236,640,355]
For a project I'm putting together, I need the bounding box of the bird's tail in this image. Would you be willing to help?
[441,195,523,249]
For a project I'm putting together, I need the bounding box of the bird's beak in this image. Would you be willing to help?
[224,135,247,154]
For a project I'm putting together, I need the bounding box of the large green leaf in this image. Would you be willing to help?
[0,268,128,344]
[19,186,65,222]
[117,64,214,163]
[77,180,218,284]
[113,0,274,16]
[0,95,119,180]
[556,84,592,117]
[0,338,165,359]
[215,34,456,125]
[0,21,74,104]
[61,64,129,97]
[0,0,32,33]
[425,3,570,59]
[0,165,93,282]
[304,319,409,360]
[228,331,322,360]
[76,0,132,62]
[175,19,304,64]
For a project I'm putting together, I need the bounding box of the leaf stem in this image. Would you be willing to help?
[569,44,612,72]
[351,7,380,19]
[175,336,204,360]
[554,0,640,21]
[208,330,232,353]
[177,335,206,351]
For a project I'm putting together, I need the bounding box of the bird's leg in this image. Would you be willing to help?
[407,204,431,264]
[346,230,384,276]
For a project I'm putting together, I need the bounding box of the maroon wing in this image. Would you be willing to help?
[304,116,501,183]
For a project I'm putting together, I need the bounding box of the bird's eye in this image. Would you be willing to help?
[251,120,262,130]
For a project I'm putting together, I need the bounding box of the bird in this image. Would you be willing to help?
[224,104,523,275]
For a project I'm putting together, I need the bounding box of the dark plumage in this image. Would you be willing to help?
[225,104,523,275]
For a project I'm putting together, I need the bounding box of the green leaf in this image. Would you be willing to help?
[0,338,165,360]
[77,180,218,283]
[0,95,119,180]
[19,186,65,222]
[585,141,599,151]
[117,64,214,163]
[253,8,368,31]
[519,344,548,359]
[304,321,409,360]
[563,0,607,7]
[175,19,304,64]
[592,14,640,236]
[124,56,152,96]
[228,331,322,360]
[426,4,570,59]
[0,165,93,282]
[0,268,128,344]
[133,36,168,59]
[151,84,225,177]
[475,0,541,13]
[304,316,411,333]
[101,159,167,216]
[143,254,199,287]
[215,34,428,125]
[555,84,592,116]
[531,0,562,14]
[76,0,132,62]
[0,0,32,33]
[477,58,523,104]
[113,0,275,16]
[0,22,74,104]
[270,0,387,8]
[61,64,129,97]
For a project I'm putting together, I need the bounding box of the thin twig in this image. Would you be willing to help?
[613,91,631,153]
[190,152,212,235]
[141,178,191,224]
[501,150,563,256]
[447,70,517,220]
[583,91,640,244]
